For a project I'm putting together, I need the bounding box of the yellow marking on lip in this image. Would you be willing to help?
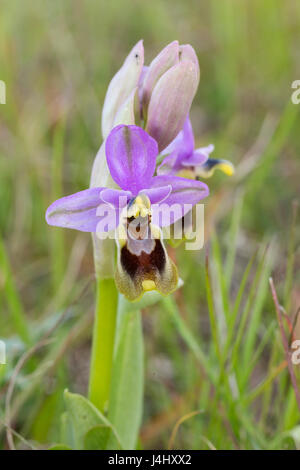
[142,280,156,292]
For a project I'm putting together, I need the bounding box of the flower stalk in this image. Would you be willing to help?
[88,277,118,412]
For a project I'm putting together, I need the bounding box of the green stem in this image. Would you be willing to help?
[88,278,118,412]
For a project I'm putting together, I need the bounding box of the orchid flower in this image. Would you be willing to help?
[91,42,200,278]
[46,125,209,301]
[101,40,199,152]
[157,116,235,178]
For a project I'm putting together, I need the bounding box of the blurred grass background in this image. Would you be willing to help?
[0,0,299,449]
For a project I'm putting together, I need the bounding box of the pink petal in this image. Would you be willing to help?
[105,125,158,195]
[146,61,199,151]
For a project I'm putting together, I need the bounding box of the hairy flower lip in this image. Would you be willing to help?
[115,226,179,302]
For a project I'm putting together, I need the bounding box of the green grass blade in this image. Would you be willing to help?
[240,242,275,383]
[224,190,244,290]
[162,296,216,385]
[0,236,30,344]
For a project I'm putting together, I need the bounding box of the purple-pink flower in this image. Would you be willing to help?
[158,116,234,178]
[46,125,209,300]
[46,125,209,234]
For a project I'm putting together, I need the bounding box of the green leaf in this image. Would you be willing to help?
[108,309,144,450]
[84,425,121,450]
[60,411,75,449]
[84,425,110,450]
[48,444,72,450]
[64,390,121,450]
